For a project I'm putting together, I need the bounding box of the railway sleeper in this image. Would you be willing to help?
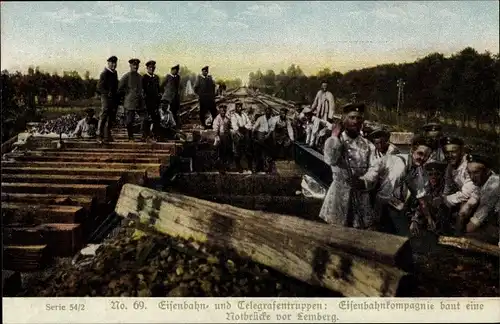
[1,183,110,203]
[3,245,51,272]
[3,223,83,257]
[1,193,95,211]
[47,140,178,152]
[4,154,167,164]
[17,150,172,159]
[2,202,87,225]
[1,174,122,186]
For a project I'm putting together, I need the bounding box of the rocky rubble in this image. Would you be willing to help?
[18,221,499,297]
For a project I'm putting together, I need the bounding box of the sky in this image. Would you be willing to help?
[1,1,499,82]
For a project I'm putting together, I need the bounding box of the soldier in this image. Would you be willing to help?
[311,80,335,122]
[230,101,253,172]
[435,137,480,232]
[97,56,119,143]
[212,104,232,173]
[365,128,400,158]
[72,108,98,138]
[320,103,379,230]
[421,122,445,162]
[299,107,332,148]
[271,108,294,159]
[194,66,217,129]
[161,64,181,128]
[462,154,499,245]
[252,106,276,173]
[423,161,450,235]
[142,60,161,141]
[118,59,146,141]
[358,135,436,236]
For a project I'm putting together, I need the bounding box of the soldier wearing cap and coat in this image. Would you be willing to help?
[422,122,445,162]
[423,161,450,235]
[194,66,217,129]
[118,59,146,141]
[160,64,181,128]
[365,128,400,159]
[142,60,161,140]
[358,135,436,236]
[459,154,499,245]
[230,101,254,172]
[212,104,232,173]
[97,56,119,142]
[320,103,379,230]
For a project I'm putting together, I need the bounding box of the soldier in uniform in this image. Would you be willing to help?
[142,60,161,141]
[365,128,400,159]
[270,108,295,159]
[462,154,499,245]
[320,103,379,230]
[252,106,276,173]
[311,80,335,122]
[194,66,217,129]
[118,59,146,141]
[212,104,232,173]
[230,101,253,172]
[72,108,98,138]
[423,161,450,235]
[421,122,445,162]
[97,56,119,143]
[161,64,181,128]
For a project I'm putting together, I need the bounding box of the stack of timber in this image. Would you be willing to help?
[1,128,179,271]
[115,184,413,297]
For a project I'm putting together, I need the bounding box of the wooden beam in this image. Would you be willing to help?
[5,153,166,164]
[115,184,412,297]
[2,161,163,177]
[36,147,174,154]
[2,174,121,186]
[438,236,500,258]
[1,193,94,210]
[21,150,172,158]
[2,203,86,225]
[1,183,110,203]
[3,245,51,272]
[1,167,147,185]
[49,140,178,152]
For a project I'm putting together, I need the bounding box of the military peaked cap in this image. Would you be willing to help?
[366,128,391,140]
[202,66,209,71]
[422,122,442,132]
[412,135,436,150]
[425,161,448,173]
[467,153,492,168]
[440,136,464,147]
[128,58,140,65]
[171,64,180,70]
[107,56,118,63]
[343,102,365,114]
[146,60,156,67]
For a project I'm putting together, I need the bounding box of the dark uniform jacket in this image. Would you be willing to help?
[97,68,119,108]
[142,73,161,110]
[161,74,181,104]
[118,71,144,111]
[194,75,216,100]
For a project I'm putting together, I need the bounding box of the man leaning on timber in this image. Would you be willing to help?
[118,59,146,141]
[355,135,436,236]
[160,64,181,128]
[319,103,379,230]
[230,101,253,173]
[311,80,335,123]
[194,66,217,129]
[434,137,480,234]
[461,154,500,245]
[142,60,161,141]
[97,56,119,143]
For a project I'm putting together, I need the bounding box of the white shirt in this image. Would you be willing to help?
[160,109,176,128]
[253,115,275,133]
[270,116,294,141]
[469,173,500,227]
[311,90,335,121]
[72,118,97,138]
[213,114,231,135]
[443,155,480,207]
[230,111,252,132]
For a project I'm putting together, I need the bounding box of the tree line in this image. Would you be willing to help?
[248,47,500,129]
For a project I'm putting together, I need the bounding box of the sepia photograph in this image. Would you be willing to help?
[1,0,499,301]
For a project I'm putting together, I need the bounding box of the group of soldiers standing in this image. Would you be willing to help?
[314,101,499,248]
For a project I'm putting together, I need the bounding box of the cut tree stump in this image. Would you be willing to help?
[115,184,413,297]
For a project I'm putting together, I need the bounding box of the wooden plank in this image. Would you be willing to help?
[294,142,332,187]
[49,140,178,152]
[1,183,110,203]
[1,161,163,177]
[115,184,412,297]
[2,203,86,225]
[1,193,94,210]
[4,154,166,164]
[3,245,51,272]
[2,174,121,186]
[3,224,83,256]
[21,150,172,158]
[35,147,174,154]
[1,167,147,185]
